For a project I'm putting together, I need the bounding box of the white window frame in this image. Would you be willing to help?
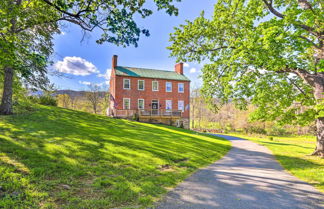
[166,82,172,92]
[178,100,184,112]
[123,98,130,109]
[138,80,145,91]
[178,83,184,93]
[152,80,159,91]
[138,99,145,109]
[165,100,172,112]
[123,79,131,90]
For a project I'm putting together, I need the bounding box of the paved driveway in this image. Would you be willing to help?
[155,134,324,209]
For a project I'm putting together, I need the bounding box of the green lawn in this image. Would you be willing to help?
[0,105,230,209]
[228,133,324,193]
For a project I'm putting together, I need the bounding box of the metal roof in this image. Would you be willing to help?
[115,66,190,81]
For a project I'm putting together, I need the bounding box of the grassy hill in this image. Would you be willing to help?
[0,106,230,209]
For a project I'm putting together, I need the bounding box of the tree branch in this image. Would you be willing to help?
[40,0,81,18]
[287,77,309,98]
[262,0,320,37]
[262,0,284,18]
[189,46,235,53]
[298,36,321,48]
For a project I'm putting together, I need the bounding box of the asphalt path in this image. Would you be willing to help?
[155,134,324,209]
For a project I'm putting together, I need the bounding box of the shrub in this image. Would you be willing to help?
[38,95,57,106]
[132,113,139,121]
[244,126,267,135]
[267,126,289,136]
[13,98,37,114]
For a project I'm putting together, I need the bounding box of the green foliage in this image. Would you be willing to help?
[0,0,59,90]
[0,105,230,208]
[37,95,57,106]
[0,0,182,114]
[244,126,267,135]
[38,0,181,47]
[132,112,139,121]
[168,0,323,126]
[267,126,290,136]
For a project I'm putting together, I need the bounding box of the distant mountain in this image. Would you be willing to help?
[55,90,107,98]
[29,90,108,98]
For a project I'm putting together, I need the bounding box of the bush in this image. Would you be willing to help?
[244,126,267,135]
[38,95,57,106]
[267,126,289,136]
[13,98,37,114]
[132,113,139,121]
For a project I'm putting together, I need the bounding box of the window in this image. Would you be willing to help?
[138,99,144,109]
[178,100,184,112]
[178,83,184,93]
[138,80,144,90]
[165,100,172,112]
[123,98,130,109]
[152,81,159,91]
[123,79,130,89]
[166,82,172,92]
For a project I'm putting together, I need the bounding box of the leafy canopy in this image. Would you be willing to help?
[168,0,323,126]
[0,0,59,90]
[41,0,181,46]
[0,0,181,89]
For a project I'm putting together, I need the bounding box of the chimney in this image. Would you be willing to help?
[175,62,183,75]
[112,55,118,69]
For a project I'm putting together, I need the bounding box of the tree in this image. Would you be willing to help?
[69,94,79,110]
[0,0,181,115]
[86,84,102,114]
[57,94,71,108]
[168,0,323,156]
[0,0,59,114]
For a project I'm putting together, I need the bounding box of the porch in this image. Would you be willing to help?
[113,109,183,119]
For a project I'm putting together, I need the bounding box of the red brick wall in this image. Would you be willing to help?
[109,68,116,108]
[112,75,190,118]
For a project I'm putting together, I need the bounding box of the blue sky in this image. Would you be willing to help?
[50,0,215,91]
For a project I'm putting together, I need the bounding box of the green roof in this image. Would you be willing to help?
[115,66,190,81]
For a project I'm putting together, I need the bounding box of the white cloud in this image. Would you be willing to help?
[183,63,189,68]
[54,56,98,76]
[190,67,197,73]
[79,81,109,88]
[97,68,112,80]
[79,81,91,86]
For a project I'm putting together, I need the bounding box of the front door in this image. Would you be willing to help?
[151,100,159,115]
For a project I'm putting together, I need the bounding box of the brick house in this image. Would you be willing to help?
[108,55,190,128]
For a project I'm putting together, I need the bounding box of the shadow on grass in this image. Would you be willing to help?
[0,106,230,208]
[259,141,312,150]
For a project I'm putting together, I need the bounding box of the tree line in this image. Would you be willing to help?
[191,88,314,136]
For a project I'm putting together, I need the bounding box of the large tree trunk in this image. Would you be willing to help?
[313,117,324,157]
[0,67,14,115]
[311,73,324,157]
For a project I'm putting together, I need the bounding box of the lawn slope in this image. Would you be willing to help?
[0,106,230,209]
[228,134,324,193]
